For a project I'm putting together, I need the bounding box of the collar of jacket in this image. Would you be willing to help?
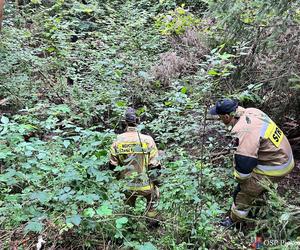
[126,126,137,132]
[229,106,246,132]
[235,106,246,118]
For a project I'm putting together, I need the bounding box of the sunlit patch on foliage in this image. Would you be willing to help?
[155,6,201,36]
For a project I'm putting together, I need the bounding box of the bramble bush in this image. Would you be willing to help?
[1,0,299,249]
[0,110,231,249]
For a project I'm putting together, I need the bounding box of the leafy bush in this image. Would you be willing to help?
[202,0,300,120]
[155,6,200,36]
[0,113,125,247]
[0,0,299,248]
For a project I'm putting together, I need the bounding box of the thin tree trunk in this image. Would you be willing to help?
[0,0,5,31]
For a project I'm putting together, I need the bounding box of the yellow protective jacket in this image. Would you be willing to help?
[232,107,294,180]
[109,127,160,191]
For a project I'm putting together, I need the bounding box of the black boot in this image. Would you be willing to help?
[220,217,235,227]
[220,217,246,230]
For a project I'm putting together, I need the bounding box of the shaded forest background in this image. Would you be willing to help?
[0,0,299,249]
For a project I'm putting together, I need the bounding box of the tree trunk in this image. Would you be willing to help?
[0,0,5,31]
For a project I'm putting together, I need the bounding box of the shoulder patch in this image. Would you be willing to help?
[245,116,251,124]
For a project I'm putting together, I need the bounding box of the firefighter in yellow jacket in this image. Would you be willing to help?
[209,99,295,226]
[109,108,161,219]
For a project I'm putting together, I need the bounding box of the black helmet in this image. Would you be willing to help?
[209,99,238,115]
[125,107,137,124]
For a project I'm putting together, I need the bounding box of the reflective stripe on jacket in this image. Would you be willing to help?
[109,127,159,191]
[254,154,294,176]
[232,107,294,178]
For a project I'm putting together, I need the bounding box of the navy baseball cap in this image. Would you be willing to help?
[209,99,238,115]
[125,107,137,123]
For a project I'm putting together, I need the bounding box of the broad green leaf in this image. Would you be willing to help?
[76,194,99,204]
[31,191,50,203]
[75,127,82,132]
[46,47,56,52]
[4,194,19,202]
[83,208,95,218]
[37,152,47,159]
[91,141,102,146]
[219,53,234,60]
[62,170,81,182]
[51,104,70,113]
[1,116,9,124]
[136,106,146,115]
[208,69,218,76]
[88,167,109,182]
[176,7,186,15]
[63,140,70,148]
[58,193,71,202]
[0,126,8,135]
[72,136,81,142]
[242,17,253,24]
[95,150,107,158]
[31,0,41,4]
[280,213,290,221]
[116,101,126,107]
[113,165,127,171]
[138,242,157,250]
[24,221,44,233]
[83,8,94,14]
[64,186,71,192]
[66,214,81,226]
[96,204,112,216]
[0,151,14,159]
[138,71,149,79]
[116,217,128,229]
[181,86,187,94]
[25,151,33,157]
[115,69,122,78]
[210,47,218,53]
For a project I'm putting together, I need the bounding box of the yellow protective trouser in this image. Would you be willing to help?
[231,172,284,222]
[125,186,159,218]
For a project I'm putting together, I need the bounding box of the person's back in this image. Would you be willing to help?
[209,99,295,227]
[110,126,159,190]
[109,108,161,222]
[232,107,294,178]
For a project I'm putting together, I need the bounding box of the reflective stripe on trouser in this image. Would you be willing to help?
[146,186,159,218]
[234,170,251,180]
[230,172,284,222]
[254,154,294,177]
[126,182,154,191]
[231,203,250,220]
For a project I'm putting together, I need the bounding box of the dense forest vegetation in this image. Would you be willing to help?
[0,0,299,249]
